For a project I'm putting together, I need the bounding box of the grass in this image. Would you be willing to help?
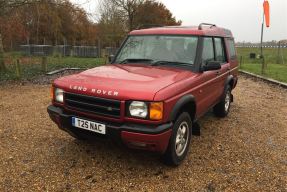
[237,47,287,65]
[1,48,287,83]
[240,63,287,83]
[237,47,287,83]
[47,57,106,71]
[0,54,106,81]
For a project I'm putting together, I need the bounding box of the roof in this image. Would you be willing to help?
[129,24,233,38]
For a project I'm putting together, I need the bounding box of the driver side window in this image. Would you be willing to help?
[202,37,215,65]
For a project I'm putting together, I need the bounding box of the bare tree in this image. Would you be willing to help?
[97,0,127,46]
[111,0,144,31]
[99,0,143,31]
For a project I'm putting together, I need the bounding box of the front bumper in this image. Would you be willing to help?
[47,105,172,153]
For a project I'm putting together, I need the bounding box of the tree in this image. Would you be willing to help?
[0,0,98,53]
[134,0,181,27]
[97,0,127,47]
[97,0,181,46]
[0,0,39,72]
[110,0,144,31]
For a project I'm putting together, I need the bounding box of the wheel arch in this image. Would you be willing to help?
[169,94,197,123]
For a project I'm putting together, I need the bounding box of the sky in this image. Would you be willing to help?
[71,0,287,43]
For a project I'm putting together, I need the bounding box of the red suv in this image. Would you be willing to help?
[48,23,238,165]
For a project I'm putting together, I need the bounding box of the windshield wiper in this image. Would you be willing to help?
[119,58,154,64]
[151,60,192,67]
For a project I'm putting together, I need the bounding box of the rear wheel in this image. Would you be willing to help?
[214,85,232,117]
[162,112,192,166]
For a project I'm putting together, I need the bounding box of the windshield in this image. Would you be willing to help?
[114,35,198,67]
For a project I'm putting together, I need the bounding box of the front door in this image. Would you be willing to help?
[196,37,221,116]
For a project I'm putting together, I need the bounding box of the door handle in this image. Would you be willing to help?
[215,71,221,75]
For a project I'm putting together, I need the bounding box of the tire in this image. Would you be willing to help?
[162,112,192,166]
[213,85,232,117]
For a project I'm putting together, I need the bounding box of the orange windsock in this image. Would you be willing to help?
[263,0,270,27]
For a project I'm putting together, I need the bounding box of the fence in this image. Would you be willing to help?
[20,45,118,58]
[1,54,106,81]
[236,45,287,48]
[54,45,72,56]
[21,45,54,56]
[72,46,99,57]
[237,47,287,83]
[237,47,286,65]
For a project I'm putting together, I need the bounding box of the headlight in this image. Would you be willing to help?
[55,88,64,103]
[129,101,148,118]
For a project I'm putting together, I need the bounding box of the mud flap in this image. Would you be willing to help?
[192,122,200,136]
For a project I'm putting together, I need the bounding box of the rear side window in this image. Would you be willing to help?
[214,38,226,63]
[227,39,236,59]
[202,37,214,65]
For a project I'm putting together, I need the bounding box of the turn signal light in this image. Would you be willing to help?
[150,102,163,120]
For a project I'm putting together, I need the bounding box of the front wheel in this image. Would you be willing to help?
[162,112,192,166]
[214,86,232,117]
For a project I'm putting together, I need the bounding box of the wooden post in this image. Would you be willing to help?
[0,52,4,72]
[97,39,101,58]
[41,56,47,72]
[282,49,285,65]
[15,59,21,78]
[105,52,109,65]
[276,41,281,64]
[63,37,66,57]
[239,56,243,68]
[0,34,6,72]
[261,56,266,75]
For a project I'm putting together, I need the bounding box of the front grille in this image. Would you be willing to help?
[64,92,121,118]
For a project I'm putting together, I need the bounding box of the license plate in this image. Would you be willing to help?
[72,117,106,135]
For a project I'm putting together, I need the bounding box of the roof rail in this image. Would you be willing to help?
[198,23,216,30]
[136,24,164,30]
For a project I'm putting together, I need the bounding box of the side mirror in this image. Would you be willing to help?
[108,55,115,63]
[202,61,221,71]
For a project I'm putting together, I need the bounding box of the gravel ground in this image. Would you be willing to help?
[0,76,286,192]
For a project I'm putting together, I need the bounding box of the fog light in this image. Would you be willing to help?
[130,142,147,148]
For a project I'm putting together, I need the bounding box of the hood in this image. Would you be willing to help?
[54,64,196,101]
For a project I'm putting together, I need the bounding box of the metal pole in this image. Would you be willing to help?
[260,11,264,57]
[260,8,265,74]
